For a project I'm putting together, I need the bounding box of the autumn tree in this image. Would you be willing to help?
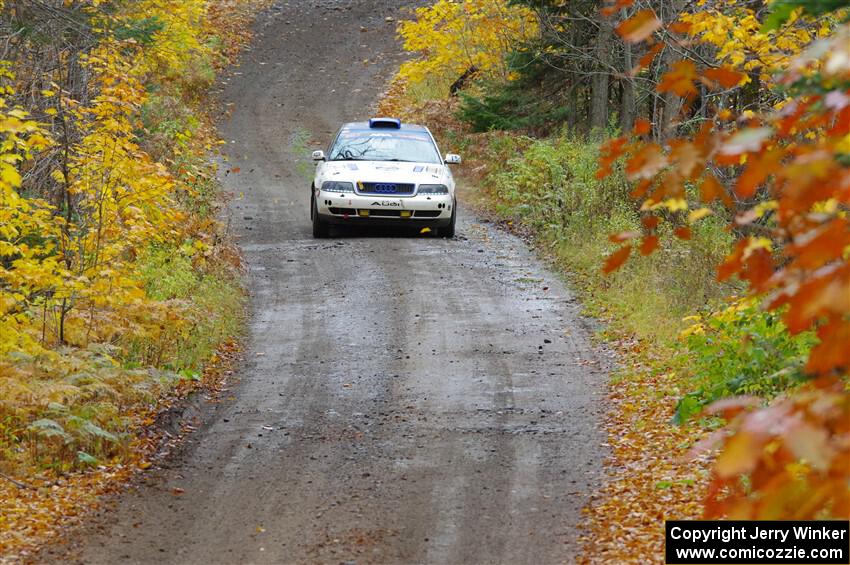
[0,0,226,354]
[396,0,538,94]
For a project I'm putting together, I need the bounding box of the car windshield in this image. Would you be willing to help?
[329,129,441,164]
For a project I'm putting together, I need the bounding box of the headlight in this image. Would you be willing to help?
[322,181,354,192]
[418,184,448,194]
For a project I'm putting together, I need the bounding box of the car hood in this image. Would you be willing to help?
[318,160,450,185]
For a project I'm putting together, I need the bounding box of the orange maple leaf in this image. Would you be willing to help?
[657,60,698,97]
[617,10,661,43]
[639,235,659,256]
[633,118,651,136]
[603,245,632,274]
[703,67,744,89]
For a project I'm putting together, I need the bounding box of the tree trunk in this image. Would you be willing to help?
[566,74,578,131]
[659,0,686,140]
[660,45,684,138]
[590,4,614,132]
[620,40,636,133]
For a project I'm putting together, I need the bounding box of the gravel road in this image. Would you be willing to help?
[59,1,610,563]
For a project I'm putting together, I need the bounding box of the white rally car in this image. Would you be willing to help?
[310,118,461,238]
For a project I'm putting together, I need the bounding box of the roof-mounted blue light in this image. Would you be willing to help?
[369,117,402,129]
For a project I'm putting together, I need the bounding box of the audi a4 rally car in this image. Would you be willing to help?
[310,118,462,238]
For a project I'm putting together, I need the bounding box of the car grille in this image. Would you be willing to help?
[358,182,415,195]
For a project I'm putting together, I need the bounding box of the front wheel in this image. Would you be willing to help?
[439,202,457,238]
[311,195,330,238]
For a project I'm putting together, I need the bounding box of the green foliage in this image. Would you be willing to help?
[173,271,243,369]
[140,245,200,300]
[764,0,850,30]
[77,451,99,466]
[140,93,199,160]
[27,419,71,443]
[458,81,571,132]
[488,134,632,228]
[673,300,816,424]
[114,16,166,45]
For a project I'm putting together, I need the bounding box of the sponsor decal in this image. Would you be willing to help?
[374,164,400,172]
[371,201,402,207]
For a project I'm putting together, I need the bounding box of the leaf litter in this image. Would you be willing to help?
[578,339,711,564]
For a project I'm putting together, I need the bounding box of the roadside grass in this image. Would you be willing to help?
[290,126,317,182]
[134,244,245,372]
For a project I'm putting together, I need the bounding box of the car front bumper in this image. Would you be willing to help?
[315,190,453,225]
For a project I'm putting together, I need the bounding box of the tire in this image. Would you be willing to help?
[440,202,457,238]
[311,195,330,238]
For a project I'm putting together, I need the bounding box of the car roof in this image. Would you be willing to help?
[341,121,430,133]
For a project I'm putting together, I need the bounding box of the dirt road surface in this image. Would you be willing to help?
[57,1,610,563]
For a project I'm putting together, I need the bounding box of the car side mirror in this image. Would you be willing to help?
[312,150,326,161]
[445,154,462,165]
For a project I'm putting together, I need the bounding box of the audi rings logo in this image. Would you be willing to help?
[373,183,397,194]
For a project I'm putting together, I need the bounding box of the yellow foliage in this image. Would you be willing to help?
[0,67,65,355]
[682,2,837,82]
[0,0,214,355]
[123,0,213,84]
[397,0,537,89]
